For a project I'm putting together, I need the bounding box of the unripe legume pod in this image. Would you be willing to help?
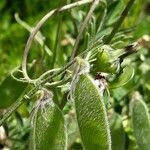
[30,90,67,150]
[74,74,111,150]
[130,92,150,150]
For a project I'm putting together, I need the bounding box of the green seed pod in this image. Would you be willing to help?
[130,92,150,150]
[74,74,111,150]
[93,45,119,74]
[66,110,80,149]
[30,90,67,150]
[109,112,125,150]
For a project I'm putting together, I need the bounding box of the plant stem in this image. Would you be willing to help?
[70,0,100,60]
[104,0,136,44]
[22,0,93,82]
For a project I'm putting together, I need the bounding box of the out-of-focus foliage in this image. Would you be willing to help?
[0,0,150,149]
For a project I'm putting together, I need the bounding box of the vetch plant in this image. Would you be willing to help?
[0,0,149,149]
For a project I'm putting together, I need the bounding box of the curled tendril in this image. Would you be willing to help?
[11,69,29,83]
[11,67,62,86]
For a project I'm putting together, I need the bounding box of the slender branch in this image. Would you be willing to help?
[38,68,61,80]
[0,98,27,126]
[22,0,93,82]
[70,0,100,60]
[104,0,136,44]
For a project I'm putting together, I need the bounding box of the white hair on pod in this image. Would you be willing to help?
[30,89,54,127]
[68,58,90,102]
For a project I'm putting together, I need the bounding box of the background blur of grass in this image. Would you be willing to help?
[0,0,68,81]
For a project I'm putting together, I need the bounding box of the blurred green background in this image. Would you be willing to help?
[0,0,150,149]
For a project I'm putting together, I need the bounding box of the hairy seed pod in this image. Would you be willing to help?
[74,74,111,150]
[130,92,150,150]
[30,89,67,150]
[109,112,125,150]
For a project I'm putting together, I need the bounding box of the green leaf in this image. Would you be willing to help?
[111,87,128,102]
[0,71,27,108]
[30,92,67,150]
[109,66,134,89]
[0,65,34,108]
[74,74,111,150]
[109,112,125,150]
[106,0,125,26]
[130,92,150,150]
